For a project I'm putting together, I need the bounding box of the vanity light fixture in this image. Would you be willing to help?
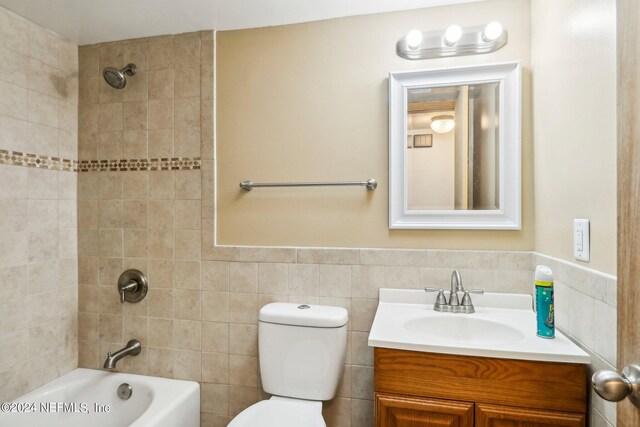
[430,115,455,134]
[482,21,504,42]
[396,22,507,60]
[444,25,463,46]
[406,29,423,50]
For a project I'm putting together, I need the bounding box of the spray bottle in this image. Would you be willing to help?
[535,265,554,339]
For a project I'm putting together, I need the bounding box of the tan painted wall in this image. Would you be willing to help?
[217,0,534,249]
[407,113,455,210]
[531,0,617,274]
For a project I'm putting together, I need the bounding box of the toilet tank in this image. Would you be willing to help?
[258,303,349,401]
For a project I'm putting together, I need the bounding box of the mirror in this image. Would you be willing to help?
[389,62,521,229]
[407,82,500,211]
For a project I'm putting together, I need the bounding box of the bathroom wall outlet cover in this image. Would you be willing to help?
[573,219,590,262]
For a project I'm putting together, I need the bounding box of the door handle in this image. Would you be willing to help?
[592,364,640,408]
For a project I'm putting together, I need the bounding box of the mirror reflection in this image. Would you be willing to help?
[406,82,500,211]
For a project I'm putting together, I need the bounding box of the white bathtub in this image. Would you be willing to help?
[0,369,200,427]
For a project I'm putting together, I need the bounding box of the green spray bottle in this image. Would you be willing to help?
[535,265,554,339]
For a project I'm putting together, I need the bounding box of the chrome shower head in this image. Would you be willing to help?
[103,63,137,89]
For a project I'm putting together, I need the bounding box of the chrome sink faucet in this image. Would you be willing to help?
[425,270,484,314]
[103,339,142,369]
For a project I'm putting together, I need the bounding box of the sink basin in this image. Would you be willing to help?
[404,316,525,345]
[368,289,591,363]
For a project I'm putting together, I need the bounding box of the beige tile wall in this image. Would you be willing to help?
[0,7,78,159]
[78,31,211,161]
[534,253,617,427]
[0,5,78,402]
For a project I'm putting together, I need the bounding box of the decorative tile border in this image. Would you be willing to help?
[78,157,201,172]
[0,149,78,172]
[0,150,202,172]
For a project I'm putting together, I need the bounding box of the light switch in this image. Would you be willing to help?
[574,219,590,262]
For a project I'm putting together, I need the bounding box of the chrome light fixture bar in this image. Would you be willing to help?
[396,23,508,60]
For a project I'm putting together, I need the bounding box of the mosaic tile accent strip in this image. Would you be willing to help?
[0,149,78,172]
[78,157,202,172]
[0,150,201,173]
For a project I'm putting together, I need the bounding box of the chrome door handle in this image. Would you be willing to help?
[592,364,640,408]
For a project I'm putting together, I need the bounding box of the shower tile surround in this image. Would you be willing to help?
[0,7,616,427]
[0,7,79,402]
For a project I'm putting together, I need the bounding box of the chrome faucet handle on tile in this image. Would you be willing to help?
[117,269,148,304]
[119,280,138,303]
[425,287,448,310]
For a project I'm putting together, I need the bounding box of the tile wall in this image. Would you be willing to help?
[0,6,79,402]
[535,253,618,427]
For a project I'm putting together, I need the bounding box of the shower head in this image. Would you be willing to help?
[103,63,137,89]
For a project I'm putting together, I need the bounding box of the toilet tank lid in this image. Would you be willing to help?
[259,303,348,328]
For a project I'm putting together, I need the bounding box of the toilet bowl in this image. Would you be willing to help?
[227,396,325,427]
[227,303,349,427]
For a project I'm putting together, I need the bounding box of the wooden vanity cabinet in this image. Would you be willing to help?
[374,348,587,427]
[376,393,474,427]
[475,404,585,426]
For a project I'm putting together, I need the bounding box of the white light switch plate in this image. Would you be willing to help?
[574,219,590,262]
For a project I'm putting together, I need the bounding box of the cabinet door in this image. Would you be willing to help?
[376,393,474,427]
[476,404,585,427]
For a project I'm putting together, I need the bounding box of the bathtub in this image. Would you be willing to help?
[0,368,200,427]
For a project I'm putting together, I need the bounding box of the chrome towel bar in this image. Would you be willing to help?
[240,179,377,191]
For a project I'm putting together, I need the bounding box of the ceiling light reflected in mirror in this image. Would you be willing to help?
[430,115,456,133]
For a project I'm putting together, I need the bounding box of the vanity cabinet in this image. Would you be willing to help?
[377,393,473,427]
[475,404,585,426]
[374,348,587,427]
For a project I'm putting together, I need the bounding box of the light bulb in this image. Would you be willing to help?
[406,29,423,50]
[444,25,463,46]
[483,21,504,42]
[431,115,455,134]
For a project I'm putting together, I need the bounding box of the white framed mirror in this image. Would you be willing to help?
[389,61,521,229]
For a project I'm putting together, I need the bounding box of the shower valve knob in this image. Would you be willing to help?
[117,269,148,304]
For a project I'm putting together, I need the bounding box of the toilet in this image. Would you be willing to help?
[228,302,349,427]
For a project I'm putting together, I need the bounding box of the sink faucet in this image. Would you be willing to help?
[103,339,142,369]
[425,270,484,314]
[449,270,462,306]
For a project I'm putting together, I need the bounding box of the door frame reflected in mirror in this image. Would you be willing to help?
[388,61,522,229]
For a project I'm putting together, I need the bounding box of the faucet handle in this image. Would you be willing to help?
[117,270,148,304]
[425,288,448,307]
[461,289,484,306]
[119,281,138,303]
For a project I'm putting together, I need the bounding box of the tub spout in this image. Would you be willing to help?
[103,339,142,369]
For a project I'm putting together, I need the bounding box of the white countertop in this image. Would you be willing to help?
[368,289,590,364]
